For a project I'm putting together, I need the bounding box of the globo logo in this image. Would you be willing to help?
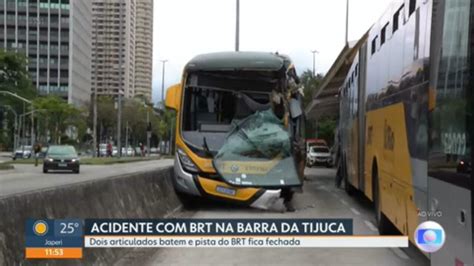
[414,221,445,253]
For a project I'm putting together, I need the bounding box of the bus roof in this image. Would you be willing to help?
[184,52,286,72]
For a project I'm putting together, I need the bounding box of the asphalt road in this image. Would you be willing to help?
[0,159,174,197]
[117,167,429,266]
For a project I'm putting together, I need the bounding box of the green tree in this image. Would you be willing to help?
[299,69,324,108]
[123,99,148,145]
[0,49,35,99]
[317,116,337,146]
[33,96,82,144]
[89,97,178,154]
[157,108,176,154]
[299,69,324,138]
[95,96,116,142]
[157,109,175,140]
[0,49,35,150]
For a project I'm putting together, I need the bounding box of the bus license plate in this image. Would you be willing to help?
[216,186,236,196]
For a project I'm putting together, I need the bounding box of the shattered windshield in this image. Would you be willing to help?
[213,109,302,188]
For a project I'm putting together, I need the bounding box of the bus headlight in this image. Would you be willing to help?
[177,148,198,173]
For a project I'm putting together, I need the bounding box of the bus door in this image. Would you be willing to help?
[428,0,473,264]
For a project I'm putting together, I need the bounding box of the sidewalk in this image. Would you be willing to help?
[0,152,12,163]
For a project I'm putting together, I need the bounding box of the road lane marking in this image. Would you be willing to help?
[391,248,410,260]
[350,207,361,216]
[340,199,349,205]
[364,220,378,232]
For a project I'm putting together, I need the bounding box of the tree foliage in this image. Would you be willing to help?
[317,116,337,147]
[0,50,35,150]
[0,49,35,98]
[299,69,327,139]
[91,96,175,147]
[299,69,324,108]
[33,96,83,144]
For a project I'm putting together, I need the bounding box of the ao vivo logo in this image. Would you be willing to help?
[417,210,442,218]
[414,221,445,253]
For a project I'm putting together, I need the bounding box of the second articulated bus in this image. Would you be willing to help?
[340,0,472,264]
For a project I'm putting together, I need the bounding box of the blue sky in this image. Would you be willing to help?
[151,0,394,105]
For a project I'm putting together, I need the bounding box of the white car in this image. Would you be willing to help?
[12,145,32,160]
[306,145,332,167]
[121,147,135,156]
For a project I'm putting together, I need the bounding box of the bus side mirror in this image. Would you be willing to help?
[165,84,182,110]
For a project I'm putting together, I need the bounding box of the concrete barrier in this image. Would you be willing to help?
[0,166,181,265]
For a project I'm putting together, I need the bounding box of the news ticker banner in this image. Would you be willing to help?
[25,218,409,258]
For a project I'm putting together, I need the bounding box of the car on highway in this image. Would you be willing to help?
[12,145,32,160]
[43,145,80,174]
[457,158,472,174]
[306,145,332,168]
[121,147,135,156]
[98,143,107,157]
[306,139,327,152]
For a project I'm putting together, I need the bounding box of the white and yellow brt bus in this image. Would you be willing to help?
[165,52,306,209]
[340,0,472,264]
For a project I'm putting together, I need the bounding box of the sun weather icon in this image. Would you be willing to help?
[33,220,48,236]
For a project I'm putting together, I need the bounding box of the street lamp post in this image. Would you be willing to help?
[92,92,98,157]
[117,94,122,158]
[0,91,32,105]
[116,0,125,158]
[311,50,319,77]
[345,0,349,45]
[160,60,168,104]
[235,0,240,51]
[125,121,129,157]
[19,109,43,144]
[92,16,98,158]
[146,108,150,157]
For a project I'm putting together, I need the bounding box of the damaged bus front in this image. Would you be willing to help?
[165,52,305,210]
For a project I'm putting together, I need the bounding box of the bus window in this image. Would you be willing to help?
[393,11,399,33]
[182,86,271,152]
[430,0,471,171]
[381,23,389,46]
[408,0,416,16]
[371,36,378,55]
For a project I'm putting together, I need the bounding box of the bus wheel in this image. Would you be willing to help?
[174,189,198,210]
[373,163,391,234]
[343,157,354,195]
[344,176,354,195]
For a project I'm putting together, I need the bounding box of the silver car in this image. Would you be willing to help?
[306,146,332,168]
